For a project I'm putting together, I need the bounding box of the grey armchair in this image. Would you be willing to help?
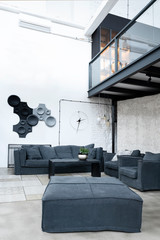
[103,150,142,178]
[118,155,160,191]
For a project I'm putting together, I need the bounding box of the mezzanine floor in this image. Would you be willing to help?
[0,168,160,240]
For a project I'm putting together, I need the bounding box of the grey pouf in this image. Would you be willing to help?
[42,176,143,233]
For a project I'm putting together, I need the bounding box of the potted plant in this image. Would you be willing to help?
[78,147,89,160]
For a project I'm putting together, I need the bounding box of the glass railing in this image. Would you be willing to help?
[89,0,160,89]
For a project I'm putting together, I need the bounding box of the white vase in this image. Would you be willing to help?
[78,154,87,160]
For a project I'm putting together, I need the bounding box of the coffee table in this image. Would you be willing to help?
[48,159,101,178]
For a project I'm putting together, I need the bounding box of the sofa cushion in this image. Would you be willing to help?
[70,144,95,159]
[26,146,42,159]
[54,146,73,159]
[88,148,96,159]
[120,167,137,179]
[85,144,94,149]
[105,161,118,170]
[143,152,160,161]
[25,159,49,168]
[40,146,57,159]
[70,145,81,158]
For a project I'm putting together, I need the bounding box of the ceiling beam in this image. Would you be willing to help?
[140,66,160,78]
[122,78,160,89]
[84,0,118,37]
[106,86,159,96]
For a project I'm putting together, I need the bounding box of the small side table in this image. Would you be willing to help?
[91,161,101,177]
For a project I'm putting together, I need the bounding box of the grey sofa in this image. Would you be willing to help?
[119,152,160,191]
[103,150,143,178]
[14,144,103,175]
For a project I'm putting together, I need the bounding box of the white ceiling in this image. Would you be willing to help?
[0,0,103,28]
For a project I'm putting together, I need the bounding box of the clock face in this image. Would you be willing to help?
[70,111,88,132]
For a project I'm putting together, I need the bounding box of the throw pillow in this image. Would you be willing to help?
[40,146,57,159]
[143,152,160,161]
[26,146,42,159]
[131,149,141,157]
[112,150,132,161]
[85,144,94,149]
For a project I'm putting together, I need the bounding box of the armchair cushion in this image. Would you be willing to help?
[120,167,137,179]
[40,146,57,159]
[143,152,160,161]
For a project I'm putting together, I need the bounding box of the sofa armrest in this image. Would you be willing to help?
[118,156,142,167]
[14,150,21,175]
[103,152,115,163]
[138,160,160,190]
[14,148,27,167]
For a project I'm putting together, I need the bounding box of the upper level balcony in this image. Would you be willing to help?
[88,0,160,101]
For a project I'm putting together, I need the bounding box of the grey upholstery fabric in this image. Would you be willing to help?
[42,176,143,233]
[119,156,160,191]
[26,146,42,159]
[19,149,27,167]
[143,152,160,161]
[85,143,94,149]
[104,152,142,178]
[88,148,96,159]
[105,161,118,170]
[54,146,73,159]
[25,159,49,168]
[14,145,103,175]
[40,146,57,159]
[131,150,141,157]
[103,153,118,177]
[119,167,137,179]
[70,145,81,158]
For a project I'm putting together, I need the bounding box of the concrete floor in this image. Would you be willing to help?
[0,168,160,240]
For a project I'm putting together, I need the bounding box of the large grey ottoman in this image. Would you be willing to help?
[42,176,143,233]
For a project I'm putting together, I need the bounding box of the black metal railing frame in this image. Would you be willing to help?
[89,0,157,90]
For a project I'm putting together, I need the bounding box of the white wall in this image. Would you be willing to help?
[0,10,111,167]
[117,94,160,153]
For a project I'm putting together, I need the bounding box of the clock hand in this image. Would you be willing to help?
[77,118,86,123]
[76,121,80,133]
[79,118,86,121]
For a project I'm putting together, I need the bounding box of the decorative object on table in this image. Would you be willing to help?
[8,95,56,138]
[78,147,89,160]
[70,111,88,132]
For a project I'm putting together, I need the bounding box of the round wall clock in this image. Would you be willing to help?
[70,111,88,132]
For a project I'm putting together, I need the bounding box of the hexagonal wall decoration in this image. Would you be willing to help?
[8,95,56,138]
